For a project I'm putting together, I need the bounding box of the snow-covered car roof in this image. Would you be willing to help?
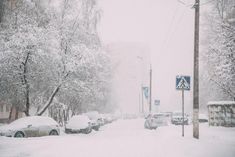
[0,116,58,130]
[207,101,235,106]
[66,115,90,130]
[83,111,101,120]
[199,114,208,120]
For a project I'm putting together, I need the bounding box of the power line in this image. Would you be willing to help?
[165,7,187,48]
[160,4,187,54]
[160,4,180,53]
[178,0,216,8]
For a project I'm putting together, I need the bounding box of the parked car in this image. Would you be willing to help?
[0,116,60,138]
[103,114,113,124]
[65,115,92,134]
[199,114,208,123]
[171,111,189,125]
[144,113,169,129]
[83,111,103,130]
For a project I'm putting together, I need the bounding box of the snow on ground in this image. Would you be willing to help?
[0,118,235,157]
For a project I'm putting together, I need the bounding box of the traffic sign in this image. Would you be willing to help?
[176,75,190,137]
[142,87,149,99]
[154,100,160,106]
[176,76,190,90]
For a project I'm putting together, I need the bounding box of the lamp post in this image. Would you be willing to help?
[193,0,200,139]
[149,64,152,113]
[137,56,144,113]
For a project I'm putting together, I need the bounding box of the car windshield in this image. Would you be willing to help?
[153,114,164,118]
[173,113,182,116]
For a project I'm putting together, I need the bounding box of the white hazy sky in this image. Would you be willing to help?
[98,0,196,113]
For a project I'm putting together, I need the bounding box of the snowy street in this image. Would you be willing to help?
[0,118,235,157]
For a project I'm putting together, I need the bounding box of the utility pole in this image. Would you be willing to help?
[149,64,152,113]
[141,84,144,113]
[182,89,185,137]
[139,92,141,113]
[193,0,200,139]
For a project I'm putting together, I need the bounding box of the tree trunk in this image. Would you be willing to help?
[37,84,62,116]
[22,52,30,116]
[24,84,30,116]
[0,0,4,23]
[8,106,13,121]
[15,107,19,119]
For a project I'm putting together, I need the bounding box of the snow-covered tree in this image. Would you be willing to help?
[0,0,55,116]
[0,0,114,119]
[36,0,103,115]
[201,0,235,103]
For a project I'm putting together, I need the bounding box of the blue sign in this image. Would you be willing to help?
[142,87,149,99]
[176,76,190,90]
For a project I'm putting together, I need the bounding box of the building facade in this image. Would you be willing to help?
[0,102,11,122]
[0,102,24,123]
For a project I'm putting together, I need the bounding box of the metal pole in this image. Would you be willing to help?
[182,89,184,137]
[141,85,144,113]
[193,0,200,139]
[139,92,141,113]
[149,64,152,113]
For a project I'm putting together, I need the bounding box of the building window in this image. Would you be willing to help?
[6,105,10,112]
[0,105,3,112]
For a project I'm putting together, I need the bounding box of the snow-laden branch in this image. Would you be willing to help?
[36,83,62,116]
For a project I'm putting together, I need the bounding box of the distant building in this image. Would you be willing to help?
[0,102,24,123]
[207,101,235,127]
[105,42,150,113]
[0,102,11,122]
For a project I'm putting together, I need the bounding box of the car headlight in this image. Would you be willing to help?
[0,130,14,137]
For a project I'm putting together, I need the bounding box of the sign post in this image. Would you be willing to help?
[154,100,160,106]
[142,86,149,113]
[182,88,184,137]
[176,75,190,137]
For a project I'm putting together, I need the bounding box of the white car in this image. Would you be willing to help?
[83,111,103,130]
[199,114,208,123]
[103,114,113,124]
[65,115,92,134]
[0,116,60,138]
[144,113,169,129]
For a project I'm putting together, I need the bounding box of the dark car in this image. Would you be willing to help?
[171,111,189,125]
[144,113,170,129]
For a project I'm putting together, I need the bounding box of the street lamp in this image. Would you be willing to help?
[136,56,144,113]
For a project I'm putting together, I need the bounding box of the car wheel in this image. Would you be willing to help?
[93,126,100,131]
[85,127,92,134]
[14,131,25,138]
[144,122,148,129]
[144,121,150,129]
[49,130,59,136]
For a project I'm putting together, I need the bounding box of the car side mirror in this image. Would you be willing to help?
[27,124,32,128]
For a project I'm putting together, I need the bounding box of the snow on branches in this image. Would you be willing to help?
[0,0,112,118]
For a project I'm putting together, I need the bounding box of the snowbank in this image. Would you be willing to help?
[0,119,235,157]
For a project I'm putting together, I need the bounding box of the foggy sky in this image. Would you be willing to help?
[98,0,196,113]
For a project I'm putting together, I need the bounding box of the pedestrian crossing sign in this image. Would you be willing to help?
[176,76,190,90]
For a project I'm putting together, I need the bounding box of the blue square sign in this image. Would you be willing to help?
[176,76,190,90]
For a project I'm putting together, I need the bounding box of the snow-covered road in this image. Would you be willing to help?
[0,118,235,157]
